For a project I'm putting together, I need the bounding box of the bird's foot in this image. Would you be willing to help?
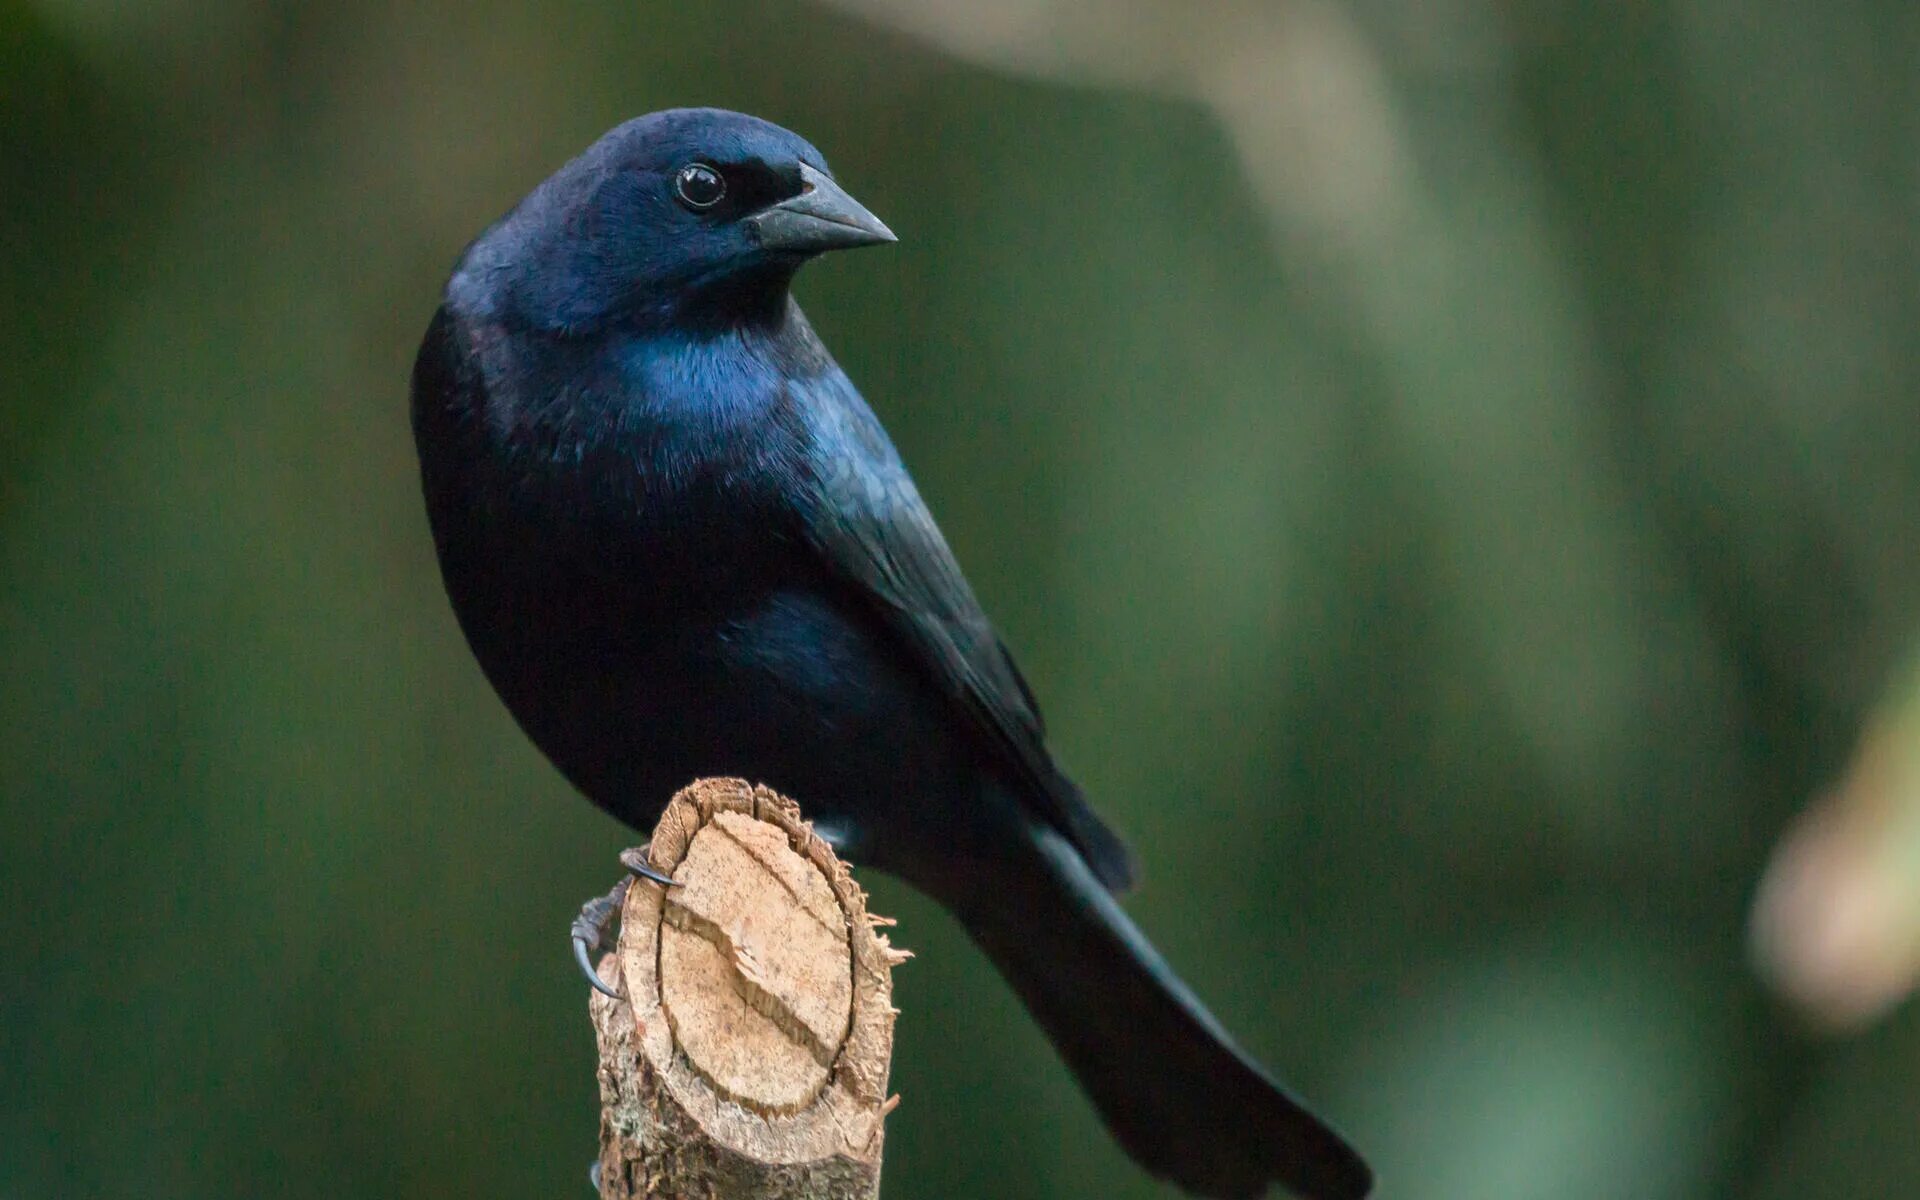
[571,847,682,999]
[571,877,630,999]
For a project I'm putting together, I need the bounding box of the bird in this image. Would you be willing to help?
[410,107,1371,1200]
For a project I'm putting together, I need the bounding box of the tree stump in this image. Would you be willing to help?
[589,779,908,1199]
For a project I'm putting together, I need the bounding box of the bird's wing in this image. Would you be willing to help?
[795,379,1134,891]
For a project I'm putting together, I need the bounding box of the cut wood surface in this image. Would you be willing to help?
[590,778,907,1200]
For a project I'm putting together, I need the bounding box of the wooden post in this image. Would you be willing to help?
[589,778,908,1199]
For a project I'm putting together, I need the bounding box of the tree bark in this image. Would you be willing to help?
[589,778,908,1199]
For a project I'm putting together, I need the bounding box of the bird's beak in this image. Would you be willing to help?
[749,162,896,255]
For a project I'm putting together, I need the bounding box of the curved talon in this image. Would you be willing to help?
[571,860,664,999]
[621,852,680,889]
[575,933,622,999]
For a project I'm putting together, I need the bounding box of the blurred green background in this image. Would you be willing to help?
[6,0,1920,1196]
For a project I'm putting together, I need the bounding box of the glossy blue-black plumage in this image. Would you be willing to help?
[411,109,1370,1199]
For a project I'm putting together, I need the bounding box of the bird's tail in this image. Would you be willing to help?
[948,823,1372,1200]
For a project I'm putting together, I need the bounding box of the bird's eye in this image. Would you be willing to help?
[674,164,726,211]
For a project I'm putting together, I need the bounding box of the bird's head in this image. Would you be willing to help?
[451,108,895,335]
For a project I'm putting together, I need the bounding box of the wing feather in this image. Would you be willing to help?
[795,378,1134,890]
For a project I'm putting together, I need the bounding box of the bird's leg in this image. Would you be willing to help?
[571,848,682,999]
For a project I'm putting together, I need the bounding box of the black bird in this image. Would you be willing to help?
[411,108,1370,1200]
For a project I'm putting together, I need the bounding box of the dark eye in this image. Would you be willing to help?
[674,163,726,211]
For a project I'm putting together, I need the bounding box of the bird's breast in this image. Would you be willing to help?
[416,311,847,780]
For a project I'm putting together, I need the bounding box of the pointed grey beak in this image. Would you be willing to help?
[748,162,896,255]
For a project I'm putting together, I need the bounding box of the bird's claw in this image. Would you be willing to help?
[574,932,622,999]
[570,850,682,999]
[620,846,680,889]
[571,876,631,999]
